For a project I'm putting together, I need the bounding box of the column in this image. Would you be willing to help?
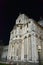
[31,34,38,62]
[14,43,17,60]
[24,36,27,61]
[7,43,12,60]
[27,34,32,61]
[35,35,39,61]
[21,39,24,60]
[18,43,21,60]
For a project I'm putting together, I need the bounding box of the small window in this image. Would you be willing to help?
[35,34,38,38]
[16,36,17,38]
[19,35,21,37]
[27,30,28,33]
[19,19,21,23]
[28,34,31,37]
[24,36,27,39]
[20,26,22,29]
[11,56,13,59]
[27,23,28,27]
[32,30,34,32]
[29,21,31,23]
[39,36,41,39]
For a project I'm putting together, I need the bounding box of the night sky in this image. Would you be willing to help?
[0,0,43,45]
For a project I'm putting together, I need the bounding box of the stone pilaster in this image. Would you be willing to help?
[21,39,24,60]
[31,34,38,62]
[27,34,32,61]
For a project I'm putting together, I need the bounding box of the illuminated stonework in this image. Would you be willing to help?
[7,14,43,63]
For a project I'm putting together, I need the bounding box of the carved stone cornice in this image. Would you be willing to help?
[12,39,22,44]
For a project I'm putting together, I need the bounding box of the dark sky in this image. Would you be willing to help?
[0,0,43,45]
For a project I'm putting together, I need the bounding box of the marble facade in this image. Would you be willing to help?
[7,14,43,63]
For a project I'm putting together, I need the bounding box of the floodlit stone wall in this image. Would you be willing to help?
[7,14,43,63]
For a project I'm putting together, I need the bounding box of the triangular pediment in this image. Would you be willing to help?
[16,14,29,25]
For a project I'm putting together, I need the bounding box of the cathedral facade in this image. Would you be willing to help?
[7,14,43,64]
